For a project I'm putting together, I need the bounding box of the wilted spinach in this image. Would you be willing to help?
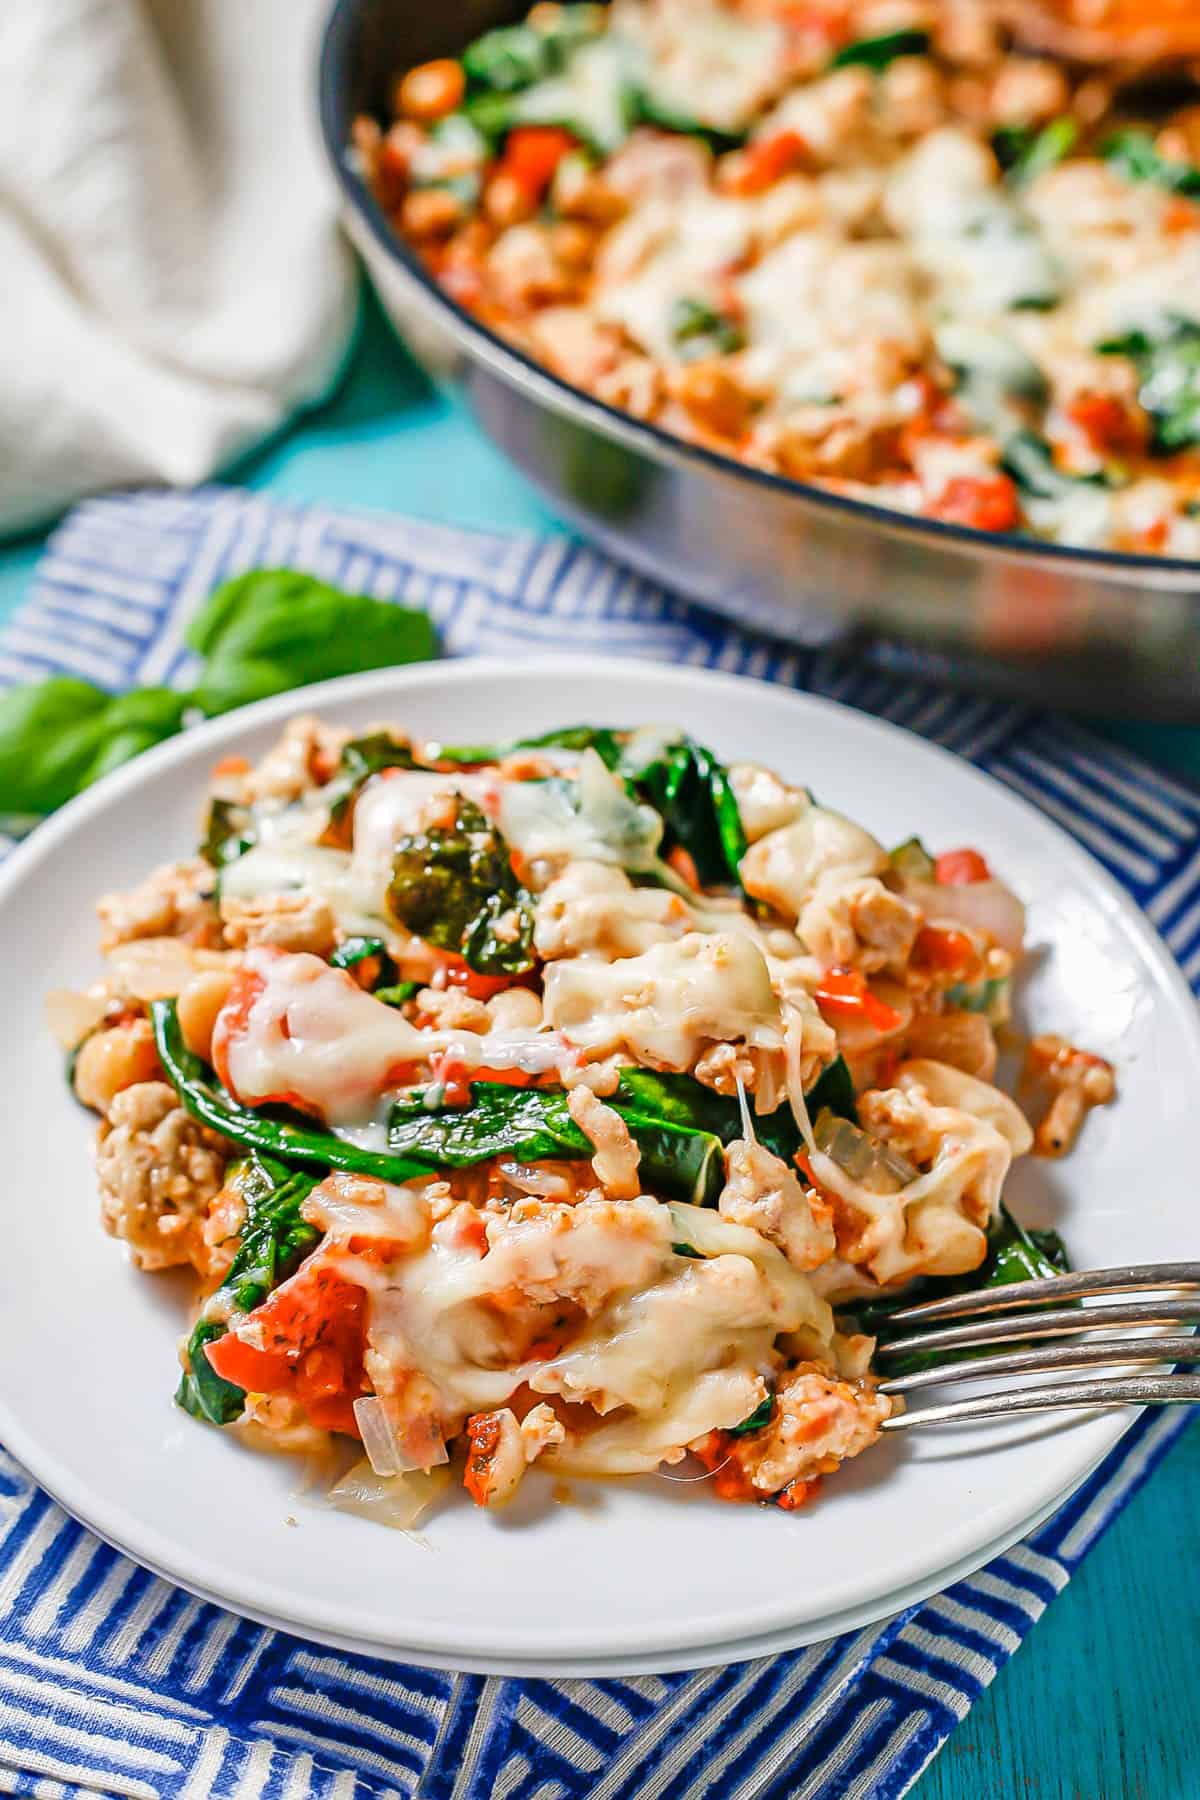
[1099,317,1200,453]
[176,1153,320,1424]
[387,797,535,975]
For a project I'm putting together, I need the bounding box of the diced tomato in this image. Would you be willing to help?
[211,753,250,780]
[210,962,319,1114]
[502,126,577,201]
[1163,196,1200,234]
[927,475,1021,534]
[666,845,702,889]
[814,967,903,1033]
[215,1264,367,1435]
[776,1476,820,1511]
[912,925,978,976]
[249,1264,364,1359]
[464,1411,504,1507]
[934,848,991,885]
[204,1336,294,1393]
[210,966,266,1092]
[1067,391,1147,457]
[434,949,532,1002]
[731,129,809,194]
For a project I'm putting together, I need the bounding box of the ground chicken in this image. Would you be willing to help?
[464,1403,564,1507]
[413,986,492,1032]
[719,1139,836,1272]
[567,1084,642,1199]
[701,1361,892,1503]
[798,874,921,974]
[97,859,219,951]
[222,714,350,807]
[96,1082,231,1273]
[1025,1034,1116,1157]
[219,892,337,957]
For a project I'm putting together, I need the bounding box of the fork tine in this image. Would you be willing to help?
[881,1373,1200,1428]
[876,1296,1200,1358]
[880,1261,1200,1326]
[879,1334,1200,1393]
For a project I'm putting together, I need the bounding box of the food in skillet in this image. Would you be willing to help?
[354,0,1200,556]
[52,716,1114,1521]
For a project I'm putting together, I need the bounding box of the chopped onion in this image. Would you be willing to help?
[353,1395,415,1477]
[44,987,110,1050]
[813,1109,917,1194]
[497,1159,575,1198]
[327,1458,450,1531]
[904,878,1025,957]
[353,1395,449,1478]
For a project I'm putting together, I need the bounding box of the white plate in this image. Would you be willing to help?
[1,659,1194,1676]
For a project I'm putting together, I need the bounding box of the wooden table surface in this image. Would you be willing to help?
[2,288,1196,1799]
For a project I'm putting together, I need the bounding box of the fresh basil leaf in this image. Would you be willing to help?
[831,28,929,70]
[0,677,188,827]
[185,569,437,717]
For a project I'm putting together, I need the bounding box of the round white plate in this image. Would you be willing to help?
[1,659,1194,1676]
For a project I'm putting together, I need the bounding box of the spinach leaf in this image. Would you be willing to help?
[669,297,746,361]
[831,28,929,70]
[436,720,748,887]
[614,1056,857,1157]
[462,24,551,93]
[186,570,437,717]
[437,724,623,768]
[387,1080,727,1205]
[727,1388,774,1436]
[1000,429,1106,499]
[1102,129,1200,198]
[375,981,421,1008]
[993,117,1077,185]
[0,678,189,831]
[320,731,418,843]
[837,1203,1070,1373]
[329,935,399,990]
[177,1153,320,1424]
[151,999,427,1185]
[387,797,536,975]
[1098,317,1200,452]
[200,796,259,869]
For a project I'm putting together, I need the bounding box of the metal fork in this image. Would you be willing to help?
[874,1262,1200,1430]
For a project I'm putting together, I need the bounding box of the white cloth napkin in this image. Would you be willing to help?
[0,0,358,535]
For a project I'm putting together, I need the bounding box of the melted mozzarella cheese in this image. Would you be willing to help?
[542,930,783,1067]
[498,751,663,880]
[217,949,567,1122]
[534,860,694,961]
[616,0,787,135]
[740,806,885,923]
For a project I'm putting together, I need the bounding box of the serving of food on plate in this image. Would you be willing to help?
[352,0,1200,556]
[51,704,1115,1529]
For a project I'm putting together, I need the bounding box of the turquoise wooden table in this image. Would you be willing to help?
[2,289,1196,1798]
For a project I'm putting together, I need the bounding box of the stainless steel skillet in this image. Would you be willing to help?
[317,0,1200,716]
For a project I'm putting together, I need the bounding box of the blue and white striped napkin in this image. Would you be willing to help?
[2,486,1197,1800]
